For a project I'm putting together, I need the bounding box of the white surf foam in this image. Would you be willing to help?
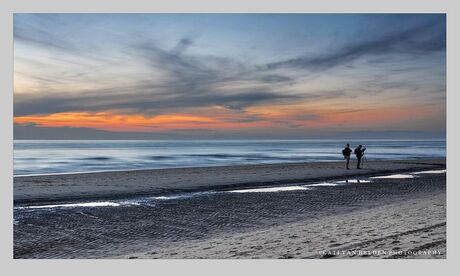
[16,201,121,210]
[228,186,311,193]
[412,169,446,174]
[150,191,216,201]
[371,174,416,179]
[152,195,189,200]
[336,179,372,184]
[306,183,340,187]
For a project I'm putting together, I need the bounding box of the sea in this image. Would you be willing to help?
[13,139,446,176]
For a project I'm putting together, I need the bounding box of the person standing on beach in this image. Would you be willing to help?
[342,144,353,169]
[354,145,366,169]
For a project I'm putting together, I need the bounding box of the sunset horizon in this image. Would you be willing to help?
[14,14,445,139]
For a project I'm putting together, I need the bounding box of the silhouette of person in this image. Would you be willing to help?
[342,143,352,169]
[354,145,366,169]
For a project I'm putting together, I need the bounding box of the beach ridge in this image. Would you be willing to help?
[14,158,445,204]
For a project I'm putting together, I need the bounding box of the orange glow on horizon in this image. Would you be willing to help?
[247,104,439,129]
[14,112,221,132]
[14,104,440,133]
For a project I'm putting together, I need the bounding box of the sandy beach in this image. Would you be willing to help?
[13,158,446,259]
[127,190,446,259]
[14,158,445,204]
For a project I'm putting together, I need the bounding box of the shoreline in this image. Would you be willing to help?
[13,156,446,179]
[14,158,445,204]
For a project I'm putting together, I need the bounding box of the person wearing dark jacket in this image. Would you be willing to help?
[354,145,366,169]
[342,143,352,169]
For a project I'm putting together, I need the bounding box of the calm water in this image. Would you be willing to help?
[14,140,446,176]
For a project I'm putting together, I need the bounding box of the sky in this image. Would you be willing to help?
[13,14,446,139]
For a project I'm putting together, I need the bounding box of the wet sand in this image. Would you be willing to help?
[13,159,446,259]
[127,190,445,259]
[14,158,445,204]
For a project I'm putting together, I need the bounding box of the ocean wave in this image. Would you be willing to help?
[14,140,446,176]
[78,157,113,161]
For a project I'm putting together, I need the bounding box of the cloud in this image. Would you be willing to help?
[15,36,304,116]
[14,14,109,63]
[15,30,353,117]
[172,37,193,53]
[295,114,320,121]
[258,75,293,83]
[14,87,301,116]
[264,19,445,72]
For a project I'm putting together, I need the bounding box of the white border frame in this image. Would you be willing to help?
[1,1,457,275]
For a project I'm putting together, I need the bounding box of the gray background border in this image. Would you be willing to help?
[1,0,457,275]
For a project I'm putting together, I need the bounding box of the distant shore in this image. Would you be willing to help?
[14,158,445,204]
